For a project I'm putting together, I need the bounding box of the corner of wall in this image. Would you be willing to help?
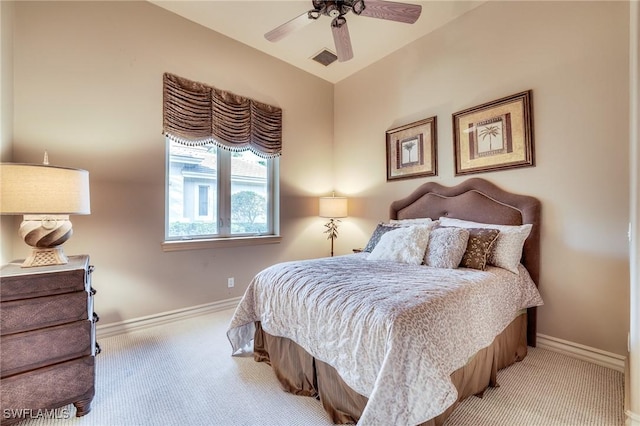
[627,0,639,424]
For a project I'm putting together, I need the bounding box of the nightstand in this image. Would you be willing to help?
[0,255,99,425]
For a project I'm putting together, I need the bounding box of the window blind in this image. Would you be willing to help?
[162,73,282,158]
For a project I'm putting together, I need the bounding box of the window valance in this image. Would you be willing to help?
[162,73,282,158]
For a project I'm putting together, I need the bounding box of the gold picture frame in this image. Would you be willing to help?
[453,90,534,176]
[386,116,437,181]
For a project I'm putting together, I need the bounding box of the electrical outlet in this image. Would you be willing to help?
[227,277,234,288]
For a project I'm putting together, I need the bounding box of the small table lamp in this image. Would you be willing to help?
[0,160,91,268]
[319,193,347,257]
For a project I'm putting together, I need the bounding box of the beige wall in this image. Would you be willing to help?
[629,1,639,421]
[1,1,15,266]
[334,1,630,355]
[0,1,13,162]
[10,1,334,324]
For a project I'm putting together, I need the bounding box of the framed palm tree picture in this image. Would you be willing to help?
[453,90,534,176]
[386,116,437,181]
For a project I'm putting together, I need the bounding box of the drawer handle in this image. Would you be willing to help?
[88,265,95,274]
[90,287,97,296]
[95,342,102,355]
[93,312,100,323]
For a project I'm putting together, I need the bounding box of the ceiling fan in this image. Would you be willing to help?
[264,0,422,63]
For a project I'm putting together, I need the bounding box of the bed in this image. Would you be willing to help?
[227,178,543,425]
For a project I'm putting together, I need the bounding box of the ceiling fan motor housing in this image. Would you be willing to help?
[313,0,363,18]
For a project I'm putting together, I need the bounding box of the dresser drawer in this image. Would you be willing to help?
[1,291,89,335]
[0,256,90,302]
[0,356,94,425]
[1,321,92,378]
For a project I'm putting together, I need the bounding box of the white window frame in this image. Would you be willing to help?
[162,139,281,251]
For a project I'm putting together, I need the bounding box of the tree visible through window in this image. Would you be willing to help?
[231,191,266,233]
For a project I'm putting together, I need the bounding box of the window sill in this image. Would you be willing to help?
[161,235,281,252]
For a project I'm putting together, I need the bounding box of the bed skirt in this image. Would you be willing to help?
[253,313,528,425]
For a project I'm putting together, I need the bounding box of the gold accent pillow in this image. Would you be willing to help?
[459,228,500,270]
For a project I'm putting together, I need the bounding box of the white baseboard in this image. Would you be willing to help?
[627,408,640,426]
[537,333,626,373]
[96,297,242,339]
[625,355,640,425]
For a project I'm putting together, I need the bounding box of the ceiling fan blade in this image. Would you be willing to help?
[265,11,315,42]
[331,18,354,62]
[358,0,422,24]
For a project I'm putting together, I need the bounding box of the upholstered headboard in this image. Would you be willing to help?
[389,177,541,345]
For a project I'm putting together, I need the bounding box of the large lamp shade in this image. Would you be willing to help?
[319,196,347,219]
[0,163,91,267]
[1,164,90,214]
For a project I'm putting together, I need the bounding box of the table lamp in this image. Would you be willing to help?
[0,157,91,267]
[319,193,347,257]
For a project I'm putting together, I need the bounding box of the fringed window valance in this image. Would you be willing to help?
[162,73,282,158]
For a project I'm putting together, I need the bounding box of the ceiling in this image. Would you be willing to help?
[150,1,484,84]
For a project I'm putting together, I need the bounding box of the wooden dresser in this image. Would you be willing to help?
[0,255,99,425]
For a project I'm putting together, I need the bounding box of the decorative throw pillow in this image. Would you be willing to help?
[367,225,432,265]
[363,223,398,252]
[459,228,500,270]
[363,220,438,252]
[439,217,532,274]
[424,227,470,269]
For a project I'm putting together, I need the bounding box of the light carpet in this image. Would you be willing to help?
[15,308,624,426]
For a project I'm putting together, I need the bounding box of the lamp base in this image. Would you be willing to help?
[22,247,69,268]
[323,218,340,257]
[18,214,73,268]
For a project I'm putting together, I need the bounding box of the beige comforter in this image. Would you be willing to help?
[227,253,543,425]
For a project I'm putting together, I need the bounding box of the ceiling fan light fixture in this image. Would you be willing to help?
[352,0,366,15]
[326,3,341,18]
[331,16,347,28]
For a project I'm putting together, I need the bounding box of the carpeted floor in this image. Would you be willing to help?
[15,308,625,426]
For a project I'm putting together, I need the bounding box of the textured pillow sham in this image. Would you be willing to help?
[424,227,470,269]
[459,228,500,271]
[363,220,438,252]
[438,217,532,274]
[367,225,432,265]
[363,223,398,252]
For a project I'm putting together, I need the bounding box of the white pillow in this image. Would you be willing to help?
[438,217,532,274]
[424,227,469,269]
[367,224,432,265]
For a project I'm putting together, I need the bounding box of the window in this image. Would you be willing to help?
[165,139,279,241]
[161,73,282,248]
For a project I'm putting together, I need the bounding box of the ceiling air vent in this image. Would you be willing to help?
[312,49,338,67]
